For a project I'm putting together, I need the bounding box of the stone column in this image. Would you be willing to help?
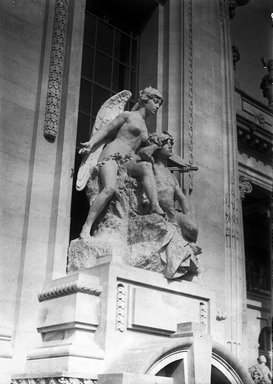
[219,0,247,363]
[157,0,196,200]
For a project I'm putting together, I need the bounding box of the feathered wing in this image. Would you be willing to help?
[76,90,132,191]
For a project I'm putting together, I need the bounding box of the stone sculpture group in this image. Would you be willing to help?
[68,87,201,280]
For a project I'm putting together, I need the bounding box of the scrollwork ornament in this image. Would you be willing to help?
[44,0,69,142]
[116,283,127,332]
[200,301,207,325]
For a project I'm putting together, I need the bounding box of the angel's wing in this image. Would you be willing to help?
[76,90,132,191]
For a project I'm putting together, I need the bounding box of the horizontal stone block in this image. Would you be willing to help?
[38,292,100,332]
[98,373,173,384]
[127,285,209,335]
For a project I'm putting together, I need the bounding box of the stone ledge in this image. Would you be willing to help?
[38,281,102,302]
[11,376,97,384]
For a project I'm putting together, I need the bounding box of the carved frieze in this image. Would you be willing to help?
[38,281,102,302]
[183,0,194,193]
[12,379,97,384]
[44,0,69,142]
[237,115,273,165]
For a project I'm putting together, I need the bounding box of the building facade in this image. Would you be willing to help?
[0,0,272,383]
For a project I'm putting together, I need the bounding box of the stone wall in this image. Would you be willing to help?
[0,0,85,380]
[1,0,48,380]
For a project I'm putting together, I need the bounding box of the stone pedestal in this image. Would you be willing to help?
[13,259,215,382]
[24,270,105,379]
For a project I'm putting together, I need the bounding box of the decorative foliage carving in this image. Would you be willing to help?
[38,281,102,302]
[225,174,240,248]
[44,0,69,142]
[187,0,194,193]
[116,283,127,332]
[239,176,253,199]
[12,379,97,384]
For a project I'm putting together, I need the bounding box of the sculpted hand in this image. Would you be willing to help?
[189,244,202,255]
[79,140,94,155]
[182,165,199,173]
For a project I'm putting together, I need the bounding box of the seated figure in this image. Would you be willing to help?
[138,131,201,278]
[70,91,201,280]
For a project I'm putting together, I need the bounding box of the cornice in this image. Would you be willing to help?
[11,378,97,384]
[235,87,273,116]
[237,114,273,165]
[38,281,102,302]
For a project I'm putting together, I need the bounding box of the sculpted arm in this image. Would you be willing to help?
[174,177,190,214]
[79,113,127,155]
[138,144,158,164]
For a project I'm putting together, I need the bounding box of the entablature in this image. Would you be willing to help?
[235,88,273,165]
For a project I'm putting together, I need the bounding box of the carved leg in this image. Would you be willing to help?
[175,212,199,243]
[80,160,118,239]
[126,161,165,216]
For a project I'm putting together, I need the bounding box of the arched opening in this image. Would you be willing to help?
[106,338,253,384]
[148,350,245,384]
[258,326,272,369]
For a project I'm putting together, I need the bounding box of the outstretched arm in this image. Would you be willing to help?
[174,178,190,214]
[79,113,127,155]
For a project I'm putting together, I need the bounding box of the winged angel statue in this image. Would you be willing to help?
[76,87,164,240]
[69,87,201,280]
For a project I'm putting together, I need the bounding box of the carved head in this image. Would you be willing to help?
[258,355,267,364]
[146,130,174,149]
[138,86,163,106]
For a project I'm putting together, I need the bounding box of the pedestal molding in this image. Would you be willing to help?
[38,281,102,302]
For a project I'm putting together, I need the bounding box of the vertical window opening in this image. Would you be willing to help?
[70,3,141,241]
[243,184,272,295]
